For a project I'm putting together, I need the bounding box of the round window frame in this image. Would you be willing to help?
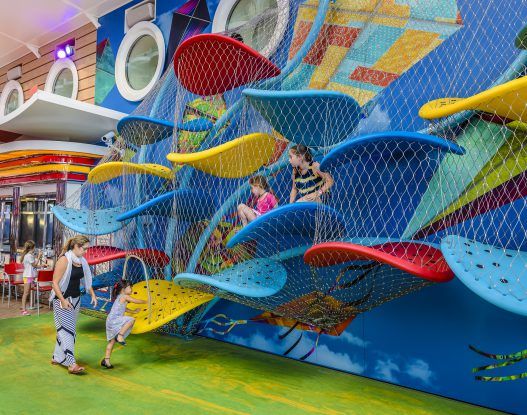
[45,58,79,99]
[212,0,289,58]
[115,21,166,102]
[0,80,24,116]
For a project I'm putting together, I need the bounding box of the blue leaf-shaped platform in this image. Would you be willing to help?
[117,116,175,145]
[52,206,123,235]
[174,258,287,297]
[227,203,346,249]
[116,189,214,222]
[243,89,361,147]
[441,235,527,316]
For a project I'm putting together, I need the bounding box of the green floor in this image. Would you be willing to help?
[0,314,501,415]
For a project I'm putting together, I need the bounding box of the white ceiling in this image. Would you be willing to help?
[0,0,134,65]
[0,90,127,142]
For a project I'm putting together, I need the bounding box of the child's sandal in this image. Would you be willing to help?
[115,333,126,346]
[101,358,114,369]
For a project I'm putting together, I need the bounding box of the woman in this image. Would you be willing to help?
[50,235,97,374]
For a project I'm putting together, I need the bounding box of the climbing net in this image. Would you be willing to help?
[56,1,527,338]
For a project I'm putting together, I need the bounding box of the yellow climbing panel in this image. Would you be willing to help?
[127,280,214,334]
[88,162,176,184]
[166,133,276,178]
[419,75,527,122]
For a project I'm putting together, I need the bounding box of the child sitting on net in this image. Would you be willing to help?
[237,175,278,226]
[288,144,333,203]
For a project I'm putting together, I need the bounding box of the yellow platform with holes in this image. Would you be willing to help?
[167,133,276,178]
[127,280,213,334]
[419,75,527,122]
[88,162,176,184]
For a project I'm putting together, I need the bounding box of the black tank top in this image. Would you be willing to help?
[63,265,84,298]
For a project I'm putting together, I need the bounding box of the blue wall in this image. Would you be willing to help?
[96,0,218,113]
[95,1,527,413]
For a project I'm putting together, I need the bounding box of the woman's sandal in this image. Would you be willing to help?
[101,358,114,369]
[68,364,85,375]
[115,333,126,346]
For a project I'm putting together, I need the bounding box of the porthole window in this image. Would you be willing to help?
[212,0,289,58]
[45,59,79,99]
[115,21,165,101]
[0,80,24,116]
[53,68,74,97]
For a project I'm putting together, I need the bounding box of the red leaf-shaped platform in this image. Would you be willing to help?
[304,241,453,282]
[174,34,281,96]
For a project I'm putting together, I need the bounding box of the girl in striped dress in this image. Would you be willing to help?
[288,144,333,203]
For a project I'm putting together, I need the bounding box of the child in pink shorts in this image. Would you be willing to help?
[20,240,42,315]
[237,175,278,226]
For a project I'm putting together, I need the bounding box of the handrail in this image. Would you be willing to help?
[122,254,152,324]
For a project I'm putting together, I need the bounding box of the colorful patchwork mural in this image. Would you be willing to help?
[288,0,462,105]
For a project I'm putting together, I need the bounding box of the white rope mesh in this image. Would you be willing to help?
[56,1,527,333]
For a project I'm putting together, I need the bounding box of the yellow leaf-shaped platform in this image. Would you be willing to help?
[419,75,527,122]
[127,280,213,334]
[88,162,176,184]
[167,133,276,178]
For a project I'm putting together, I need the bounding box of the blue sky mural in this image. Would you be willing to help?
[205,278,527,414]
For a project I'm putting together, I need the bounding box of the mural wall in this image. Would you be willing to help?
[85,2,527,414]
[196,1,526,413]
[95,0,217,113]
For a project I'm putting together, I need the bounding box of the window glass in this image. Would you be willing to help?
[2,202,11,250]
[126,35,159,91]
[4,89,19,115]
[53,68,74,98]
[226,0,278,52]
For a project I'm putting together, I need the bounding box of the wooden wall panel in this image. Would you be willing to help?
[0,23,97,105]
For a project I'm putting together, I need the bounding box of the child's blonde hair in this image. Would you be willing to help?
[60,235,90,257]
[21,240,35,263]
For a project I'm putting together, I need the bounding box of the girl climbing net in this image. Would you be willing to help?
[102,279,147,369]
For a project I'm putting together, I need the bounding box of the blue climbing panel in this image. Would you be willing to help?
[178,118,213,132]
[116,189,214,222]
[174,258,287,298]
[117,115,175,145]
[441,235,527,316]
[227,203,347,249]
[91,268,123,290]
[243,88,361,147]
[320,131,465,171]
[317,132,465,240]
[52,206,123,235]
